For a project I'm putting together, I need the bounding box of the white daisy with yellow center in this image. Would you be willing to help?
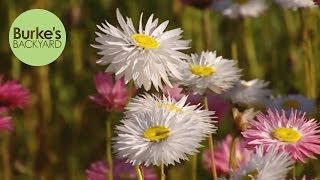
[231,146,293,180]
[224,79,272,107]
[172,51,241,95]
[212,0,267,19]
[93,9,190,91]
[114,94,216,166]
[275,0,316,9]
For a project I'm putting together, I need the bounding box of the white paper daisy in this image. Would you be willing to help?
[266,94,316,116]
[113,94,216,166]
[275,0,316,9]
[212,0,268,19]
[224,79,272,107]
[231,146,293,180]
[172,51,241,95]
[93,9,190,91]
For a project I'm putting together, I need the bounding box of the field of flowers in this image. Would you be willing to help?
[1,0,320,179]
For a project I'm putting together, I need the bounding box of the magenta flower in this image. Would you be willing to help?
[0,115,13,131]
[85,159,157,180]
[89,73,129,112]
[163,84,184,101]
[242,109,320,162]
[0,76,30,110]
[202,135,250,175]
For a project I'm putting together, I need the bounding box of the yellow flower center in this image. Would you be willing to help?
[271,127,301,143]
[234,0,249,4]
[282,99,300,109]
[143,126,170,142]
[132,34,159,49]
[241,170,259,180]
[157,103,183,113]
[190,64,215,77]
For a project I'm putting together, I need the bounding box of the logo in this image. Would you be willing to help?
[9,9,66,66]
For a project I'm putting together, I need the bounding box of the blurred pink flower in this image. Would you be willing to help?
[0,115,13,131]
[0,76,30,110]
[163,84,184,101]
[89,73,129,112]
[202,135,250,175]
[315,0,320,5]
[86,159,157,180]
[187,92,230,122]
[242,109,320,162]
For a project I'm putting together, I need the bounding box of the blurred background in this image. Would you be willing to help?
[0,0,320,179]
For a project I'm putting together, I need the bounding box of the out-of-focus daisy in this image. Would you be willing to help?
[275,0,316,9]
[93,9,190,91]
[266,94,315,116]
[85,159,157,180]
[212,0,268,19]
[89,72,129,112]
[242,110,320,162]
[232,108,258,131]
[202,134,250,175]
[113,94,216,166]
[230,146,293,180]
[180,0,213,9]
[224,79,272,107]
[0,76,30,110]
[173,51,241,95]
[163,84,184,101]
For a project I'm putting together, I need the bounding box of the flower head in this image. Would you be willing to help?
[114,94,216,166]
[0,76,30,110]
[231,146,293,180]
[275,0,316,9]
[202,135,250,175]
[266,94,315,116]
[163,84,184,101]
[212,0,267,19]
[242,110,320,162]
[173,51,241,95]
[89,72,129,112]
[85,159,157,180]
[0,114,13,131]
[224,79,272,107]
[93,9,190,91]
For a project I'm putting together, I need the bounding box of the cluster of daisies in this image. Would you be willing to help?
[87,6,320,180]
[183,0,318,19]
[0,76,30,132]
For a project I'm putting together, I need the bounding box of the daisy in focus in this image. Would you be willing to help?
[266,94,315,116]
[85,159,157,180]
[89,72,129,112]
[212,0,268,19]
[93,9,190,91]
[113,94,216,166]
[242,109,320,162]
[230,146,293,180]
[202,134,250,175]
[224,79,272,107]
[274,0,316,9]
[172,51,241,95]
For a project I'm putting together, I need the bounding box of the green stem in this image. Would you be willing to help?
[135,165,144,180]
[202,9,212,50]
[229,137,237,171]
[160,163,166,180]
[191,154,197,180]
[203,96,217,180]
[106,118,113,180]
[292,163,296,180]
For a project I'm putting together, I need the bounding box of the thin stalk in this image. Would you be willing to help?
[135,165,144,180]
[202,9,212,49]
[191,154,197,180]
[106,117,113,180]
[229,137,237,171]
[203,96,218,180]
[161,163,166,180]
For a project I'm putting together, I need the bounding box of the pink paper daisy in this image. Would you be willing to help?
[202,134,250,175]
[0,76,30,110]
[89,72,130,112]
[242,109,320,162]
[85,159,157,180]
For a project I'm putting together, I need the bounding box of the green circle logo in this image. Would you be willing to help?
[9,9,66,66]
